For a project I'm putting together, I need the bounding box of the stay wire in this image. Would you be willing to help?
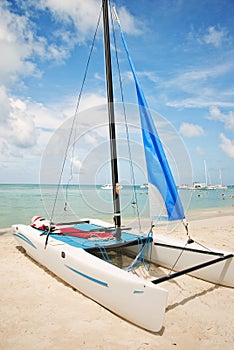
[185,220,213,252]
[167,220,213,273]
[45,5,103,247]
[64,5,103,210]
[110,3,142,233]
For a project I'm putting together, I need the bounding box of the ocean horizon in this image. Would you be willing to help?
[1,183,234,229]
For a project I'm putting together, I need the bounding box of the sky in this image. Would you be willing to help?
[0,0,234,186]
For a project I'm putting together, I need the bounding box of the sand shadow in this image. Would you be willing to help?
[0,229,11,236]
[16,246,76,290]
[166,284,220,312]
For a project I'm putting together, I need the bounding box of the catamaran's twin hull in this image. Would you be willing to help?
[152,234,234,287]
[89,219,234,288]
[128,234,234,288]
[11,220,233,332]
[12,224,167,332]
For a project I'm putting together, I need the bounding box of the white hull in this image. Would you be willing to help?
[129,234,233,287]
[12,223,167,332]
[12,220,233,332]
[152,234,234,287]
[91,220,234,288]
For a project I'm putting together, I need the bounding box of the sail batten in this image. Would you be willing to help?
[116,17,185,221]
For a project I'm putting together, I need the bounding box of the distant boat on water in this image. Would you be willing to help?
[184,164,227,191]
[101,183,113,190]
[140,183,149,189]
[215,169,227,190]
[101,183,123,190]
[177,184,189,189]
[185,182,227,191]
[203,162,227,190]
[189,182,207,190]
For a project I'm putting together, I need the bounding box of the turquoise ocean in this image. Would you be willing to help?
[0,184,234,229]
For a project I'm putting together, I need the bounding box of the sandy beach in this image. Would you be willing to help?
[1,215,233,350]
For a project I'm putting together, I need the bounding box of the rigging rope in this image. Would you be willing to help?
[64,6,103,210]
[167,220,214,274]
[45,5,103,247]
[125,231,153,272]
[46,1,149,246]
[110,3,143,233]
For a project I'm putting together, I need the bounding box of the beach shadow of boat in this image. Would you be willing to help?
[143,261,223,315]
[16,245,75,290]
[0,229,11,236]
[165,284,220,313]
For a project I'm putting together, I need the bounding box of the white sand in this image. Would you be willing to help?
[1,215,234,349]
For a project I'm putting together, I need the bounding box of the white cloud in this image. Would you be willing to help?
[0,1,74,88]
[219,133,234,158]
[0,0,142,89]
[208,106,234,131]
[166,62,233,90]
[10,114,38,149]
[195,146,205,156]
[0,3,38,84]
[77,93,106,112]
[0,91,53,161]
[0,0,119,159]
[167,99,234,109]
[163,60,234,109]
[84,133,98,146]
[70,157,82,169]
[179,122,204,137]
[117,6,144,35]
[8,96,38,149]
[0,93,41,176]
[0,89,107,166]
[33,0,142,39]
[0,85,11,124]
[189,25,229,48]
[203,26,228,48]
[35,0,101,39]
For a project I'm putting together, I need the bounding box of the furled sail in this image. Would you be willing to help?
[115,14,185,221]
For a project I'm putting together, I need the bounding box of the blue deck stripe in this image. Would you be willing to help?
[13,233,37,249]
[65,264,109,287]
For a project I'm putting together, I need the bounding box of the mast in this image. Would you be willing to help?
[102,0,121,239]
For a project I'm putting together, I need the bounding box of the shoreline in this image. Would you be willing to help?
[1,184,234,229]
[1,215,233,349]
[1,206,234,232]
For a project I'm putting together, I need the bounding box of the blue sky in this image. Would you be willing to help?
[0,0,234,185]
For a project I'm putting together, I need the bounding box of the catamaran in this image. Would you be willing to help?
[12,0,233,332]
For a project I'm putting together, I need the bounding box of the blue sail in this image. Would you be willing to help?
[117,21,185,221]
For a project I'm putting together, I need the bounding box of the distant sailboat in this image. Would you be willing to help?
[203,160,215,190]
[101,183,123,190]
[204,161,227,190]
[101,183,113,190]
[140,183,149,189]
[215,169,227,190]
